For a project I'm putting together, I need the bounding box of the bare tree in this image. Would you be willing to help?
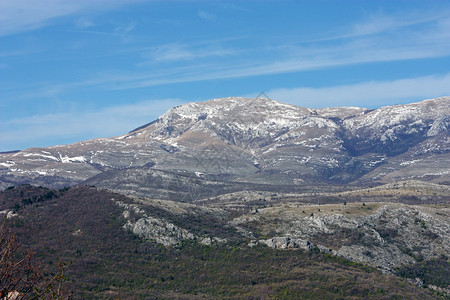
[0,218,71,299]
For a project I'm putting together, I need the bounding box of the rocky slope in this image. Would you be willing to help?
[2,184,448,294]
[3,187,440,299]
[238,202,449,271]
[0,97,449,198]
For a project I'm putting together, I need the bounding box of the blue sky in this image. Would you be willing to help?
[1,0,450,151]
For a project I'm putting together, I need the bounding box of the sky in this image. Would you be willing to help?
[1,0,450,151]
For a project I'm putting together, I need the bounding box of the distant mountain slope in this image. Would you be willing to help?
[0,97,449,197]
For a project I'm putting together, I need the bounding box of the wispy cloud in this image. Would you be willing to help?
[351,11,446,36]
[198,11,216,21]
[114,21,136,36]
[0,47,47,58]
[139,43,236,63]
[68,20,139,42]
[7,8,450,99]
[102,38,450,90]
[312,10,450,42]
[79,9,450,90]
[142,44,196,62]
[0,0,78,36]
[74,17,95,29]
[0,98,184,151]
[0,0,144,36]
[265,73,450,108]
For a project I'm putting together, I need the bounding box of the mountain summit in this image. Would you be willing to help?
[1,96,449,197]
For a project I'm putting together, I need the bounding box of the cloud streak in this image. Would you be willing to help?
[266,73,450,108]
[198,11,216,21]
[77,10,450,90]
[139,43,236,63]
[5,6,449,97]
[0,0,145,36]
[0,98,183,151]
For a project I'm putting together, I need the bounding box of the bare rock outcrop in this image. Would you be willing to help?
[234,203,449,272]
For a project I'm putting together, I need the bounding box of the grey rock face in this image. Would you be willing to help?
[427,115,449,137]
[128,217,196,246]
[115,199,229,246]
[116,200,195,246]
[256,237,315,251]
[235,202,449,272]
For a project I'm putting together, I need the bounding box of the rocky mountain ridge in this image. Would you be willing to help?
[0,96,449,197]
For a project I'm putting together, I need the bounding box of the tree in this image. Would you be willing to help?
[0,218,71,299]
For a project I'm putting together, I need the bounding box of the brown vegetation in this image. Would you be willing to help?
[0,218,70,299]
[0,185,442,298]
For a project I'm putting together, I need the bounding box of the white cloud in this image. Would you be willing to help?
[351,12,445,37]
[114,21,136,36]
[74,17,95,29]
[88,12,450,90]
[198,11,216,21]
[106,34,450,90]
[139,43,236,63]
[4,4,449,93]
[265,73,450,108]
[0,98,183,150]
[0,0,78,35]
[143,44,195,62]
[0,0,145,36]
[313,10,450,42]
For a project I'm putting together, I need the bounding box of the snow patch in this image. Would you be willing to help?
[60,155,87,163]
[0,161,15,167]
[22,153,59,161]
[400,159,423,166]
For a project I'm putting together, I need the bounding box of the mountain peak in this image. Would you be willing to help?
[131,96,316,143]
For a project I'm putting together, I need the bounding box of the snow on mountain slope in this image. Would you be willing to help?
[0,96,449,193]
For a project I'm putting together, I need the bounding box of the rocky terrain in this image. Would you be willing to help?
[1,184,448,297]
[242,202,448,269]
[104,181,450,276]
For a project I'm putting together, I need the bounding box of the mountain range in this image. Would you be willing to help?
[1,96,449,199]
